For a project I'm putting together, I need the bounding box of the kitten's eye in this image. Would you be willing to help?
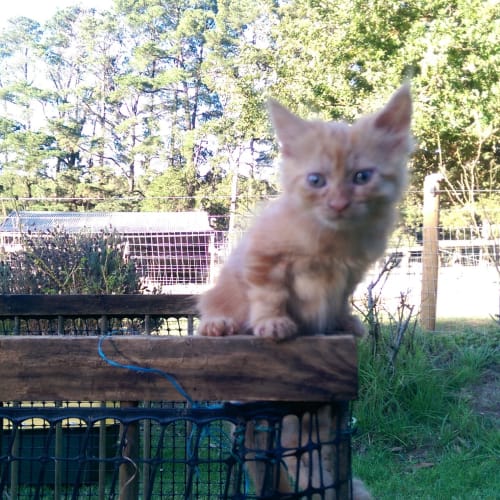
[353,169,375,185]
[307,173,327,188]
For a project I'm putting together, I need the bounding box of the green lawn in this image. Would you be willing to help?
[352,321,500,499]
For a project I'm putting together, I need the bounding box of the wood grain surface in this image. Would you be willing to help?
[0,294,197,316]
[0,335,357,402]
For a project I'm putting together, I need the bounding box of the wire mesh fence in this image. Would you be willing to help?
[353,224,500,331]
[0,315,195,337]
[1,208,500,327]
[0,401,353,499]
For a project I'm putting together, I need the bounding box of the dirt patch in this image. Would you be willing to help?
[467,363,500,423]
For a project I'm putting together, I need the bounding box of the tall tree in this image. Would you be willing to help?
[116,0,223,200]
[200,0,279,220]
[404,0,499,211]
[38,7,92,202]
[0,17,55,200]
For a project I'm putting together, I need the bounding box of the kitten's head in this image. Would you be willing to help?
[268,86,412,230]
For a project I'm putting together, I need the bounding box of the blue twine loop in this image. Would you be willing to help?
[97,333,195,406]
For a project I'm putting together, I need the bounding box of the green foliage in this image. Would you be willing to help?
[0,227,140,294]
[439,193,500,232]
[140,166,199,212]
[0,0,498,217]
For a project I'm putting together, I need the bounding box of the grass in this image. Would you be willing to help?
[352,320,500,499]
[353,446,499,499]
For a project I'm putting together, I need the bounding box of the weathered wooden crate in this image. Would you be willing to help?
[0,295,358,499]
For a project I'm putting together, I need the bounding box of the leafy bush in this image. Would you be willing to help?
[0,227,140,294]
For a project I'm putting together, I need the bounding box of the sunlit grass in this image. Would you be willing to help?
[352,320,499,499]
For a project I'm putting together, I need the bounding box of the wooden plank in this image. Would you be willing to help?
[0,294,198,317]
[0,335,357,402]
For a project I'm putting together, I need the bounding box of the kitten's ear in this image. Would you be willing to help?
[267,99,308,156]
[374,85,412,134]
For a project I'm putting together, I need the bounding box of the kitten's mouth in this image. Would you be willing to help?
[319,208,365,230]
[321,214,349,230]
[325,207,349,220]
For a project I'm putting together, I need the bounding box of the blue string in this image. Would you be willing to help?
[97,334,195,406]
[97,333,246,493]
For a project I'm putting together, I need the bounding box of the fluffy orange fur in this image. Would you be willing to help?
[198,85,412,340]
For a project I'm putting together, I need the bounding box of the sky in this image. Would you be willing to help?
[0,0,113,28]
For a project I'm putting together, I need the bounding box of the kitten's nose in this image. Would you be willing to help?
[329,197,350,214]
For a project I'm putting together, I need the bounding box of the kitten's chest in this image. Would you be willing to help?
[288,255,362,321]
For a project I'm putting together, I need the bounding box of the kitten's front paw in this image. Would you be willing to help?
[197,317,238,336]
[252,316,298,340]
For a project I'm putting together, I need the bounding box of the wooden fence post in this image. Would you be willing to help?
[420,173,443,331]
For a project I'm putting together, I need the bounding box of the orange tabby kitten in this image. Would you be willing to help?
[198,85,412,499]
[198,85,412,340]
